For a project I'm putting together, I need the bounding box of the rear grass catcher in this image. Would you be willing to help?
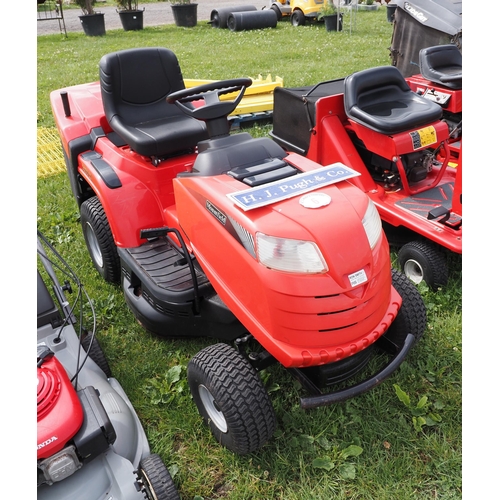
[37,232,180,499]
[50,47,427,455]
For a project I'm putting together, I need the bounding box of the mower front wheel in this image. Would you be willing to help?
[383,269,427,349]
[291,10,305,26]
[136,453,180,500]
[187,342,276,455]
[80,196,120,284]
[398,240,448,291]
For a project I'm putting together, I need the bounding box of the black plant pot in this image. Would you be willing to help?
[171,3,198,28]
[386,4,397,23]
[324,13,343,32]
[118,9,144,31]
[79,13,106,36]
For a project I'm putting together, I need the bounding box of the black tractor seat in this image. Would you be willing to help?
[99,47,209,160]
[419,44,462,90]
[343,65,443,135]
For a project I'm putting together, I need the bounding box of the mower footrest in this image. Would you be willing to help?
[123,239,210,296]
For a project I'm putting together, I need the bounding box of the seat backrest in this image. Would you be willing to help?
[344,65,442,134]
[344,65,411,115]
[99,48,208,158]
[100,47,185,127]
[419,44,462,89]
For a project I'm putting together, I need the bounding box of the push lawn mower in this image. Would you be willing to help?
[270,45,462,290]
[50,47,426,455]
[37,231,180,499]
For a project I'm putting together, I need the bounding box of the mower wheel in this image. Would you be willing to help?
[398,240,448,291]
[136,453,180,500]
[80,196,120,284]
[81,333,112,378]
[291,10,305,26]
[384,269,427,349]
[187,342,276,455]
[271,4,282,20]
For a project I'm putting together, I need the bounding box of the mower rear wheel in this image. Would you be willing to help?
[398,240,448,291]
[80,196,120,284]
[291,10,305,26]
[383,269,427,349]
[136,453,180,500]
[81,333,112,378]
[187,342,276,455]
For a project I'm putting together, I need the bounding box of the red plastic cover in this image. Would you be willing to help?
[37,356,84,459]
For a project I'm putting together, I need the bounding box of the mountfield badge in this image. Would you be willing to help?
[299,192,331,209]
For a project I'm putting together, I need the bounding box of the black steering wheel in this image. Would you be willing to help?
[167,78,252,129]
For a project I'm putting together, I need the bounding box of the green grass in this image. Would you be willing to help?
[37,9,393,127]
[37,9,462,499]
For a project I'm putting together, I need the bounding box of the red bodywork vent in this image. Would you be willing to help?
[37,356,84,460]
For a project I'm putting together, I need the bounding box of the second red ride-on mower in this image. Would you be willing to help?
[51,47,426,455]
[271,44,462,290]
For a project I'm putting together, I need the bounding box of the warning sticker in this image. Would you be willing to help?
[409,126,437,150]
[348,269,368,287]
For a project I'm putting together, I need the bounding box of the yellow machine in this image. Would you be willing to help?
[270,0,327,26]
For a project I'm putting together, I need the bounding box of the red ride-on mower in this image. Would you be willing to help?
[270,55,462,290]
[37,232,180,500]
[50,47,426,455]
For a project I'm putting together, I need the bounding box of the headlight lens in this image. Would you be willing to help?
[362,199,382,249]
[256,233,328,273]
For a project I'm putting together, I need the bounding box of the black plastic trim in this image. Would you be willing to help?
[297,333,415,409]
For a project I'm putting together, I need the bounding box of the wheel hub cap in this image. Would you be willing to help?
[198,384,228,433]
[85,223,103,268]
[403,259,424,284]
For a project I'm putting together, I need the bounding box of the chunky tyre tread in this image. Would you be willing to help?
[81,334,112,378]
[398,240,448,290]
[188,343,276,455]
[80,196,120,284]
[385,269,428,348]
[137,453,180,500]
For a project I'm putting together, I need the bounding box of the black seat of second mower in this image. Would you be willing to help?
[419,44,462,90]
[99,48,209,158]
[343,66,443,135]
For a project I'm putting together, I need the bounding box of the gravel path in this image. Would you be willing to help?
[37,1,268,35]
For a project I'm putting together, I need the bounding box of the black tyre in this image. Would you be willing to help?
[383,269,427,349]
[136,453,180,500]
[271,4,282,21]
[291,10,305,26]
[397,240,448,290]
[187,343,276,455]
[81,333,112,378]
[80,196,120,284]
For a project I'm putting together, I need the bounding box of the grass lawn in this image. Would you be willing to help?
[37,8,463,499]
